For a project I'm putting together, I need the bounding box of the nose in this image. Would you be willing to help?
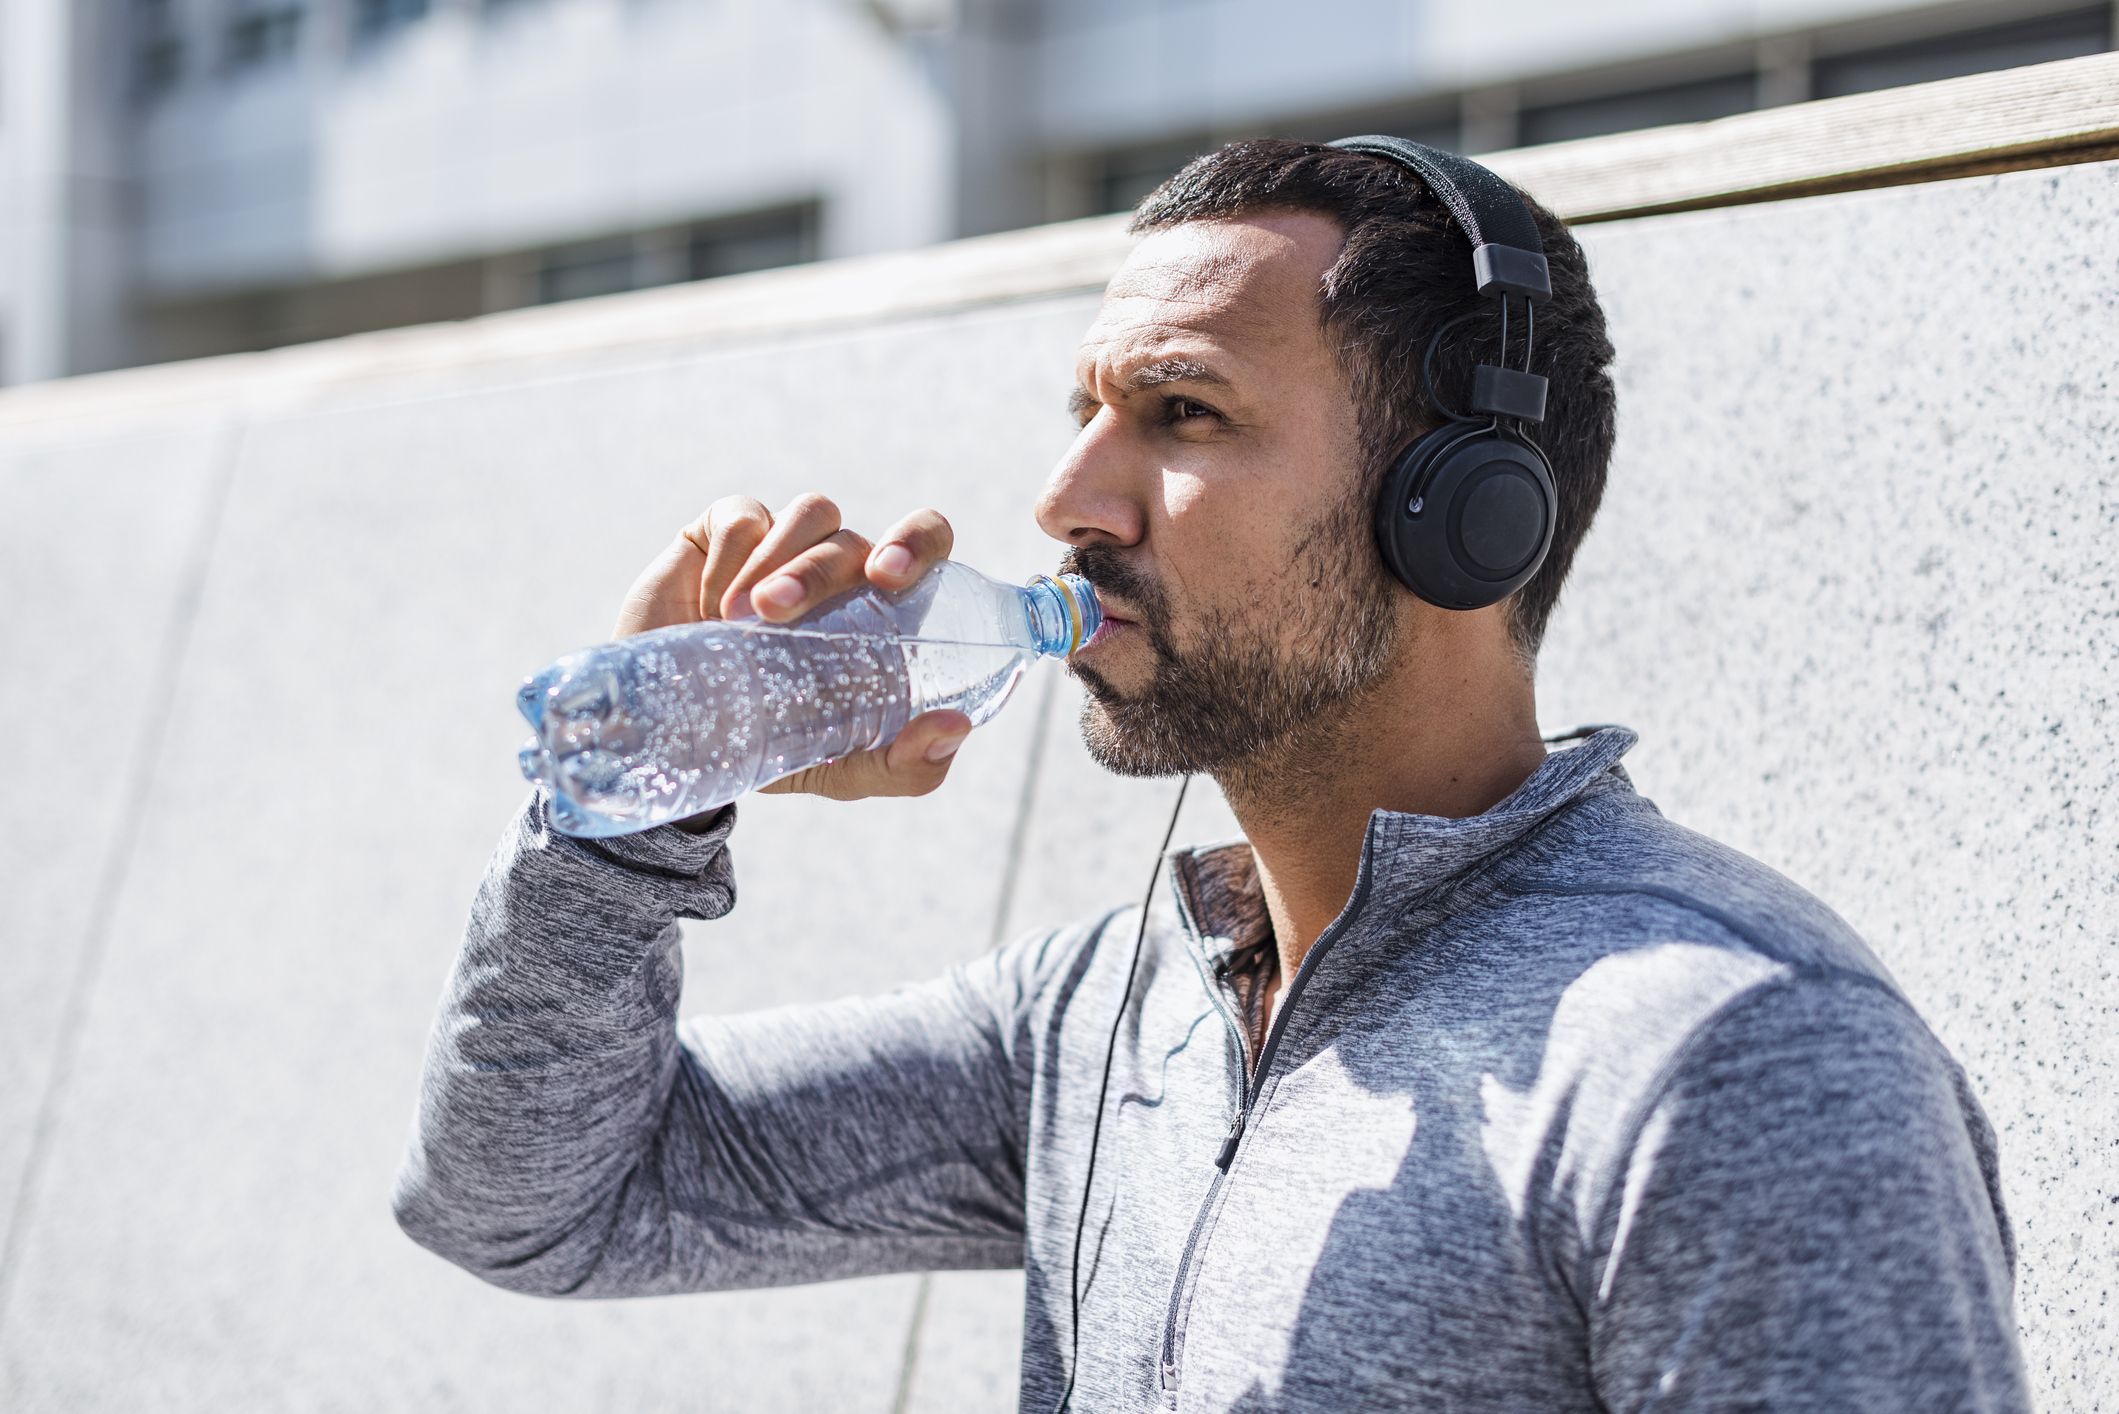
[1035,414,1145,550]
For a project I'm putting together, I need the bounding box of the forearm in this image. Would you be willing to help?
[391,791,739,1296]
[392,791,1031,1299]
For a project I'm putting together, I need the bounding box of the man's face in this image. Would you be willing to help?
[1039,211,1403,780]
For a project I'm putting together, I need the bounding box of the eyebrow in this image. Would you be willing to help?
[1126,357,1231,393]
[1067,357,1233,419]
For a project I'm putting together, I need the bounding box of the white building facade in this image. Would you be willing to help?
[2,0,2110,383]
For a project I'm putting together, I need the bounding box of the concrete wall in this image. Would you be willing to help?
[0,155,2110,1410]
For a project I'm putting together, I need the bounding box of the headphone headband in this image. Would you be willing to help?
[1328,134,1550,424]
[1326,135,1553,303]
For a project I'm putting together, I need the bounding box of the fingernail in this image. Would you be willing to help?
[724,589,754,619]
[755,576,801,610]
[876,544,913,577]
[924,732,967,763]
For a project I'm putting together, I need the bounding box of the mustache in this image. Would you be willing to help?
[1056,544,1167,623]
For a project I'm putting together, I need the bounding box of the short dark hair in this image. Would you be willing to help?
[1129,138,1618,665]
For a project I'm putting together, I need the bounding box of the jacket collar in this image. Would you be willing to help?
[1165,725,1640,962]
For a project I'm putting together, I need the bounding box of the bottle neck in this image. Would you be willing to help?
[1023,573,1102,657]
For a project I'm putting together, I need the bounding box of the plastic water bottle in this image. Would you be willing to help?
[516,564,1102,837]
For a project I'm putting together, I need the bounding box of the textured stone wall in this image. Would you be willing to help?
[1545,161,2117,1405]
[0,158,2108,1411]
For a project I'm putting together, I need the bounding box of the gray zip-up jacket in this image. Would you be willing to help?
[393,725,2029,1411]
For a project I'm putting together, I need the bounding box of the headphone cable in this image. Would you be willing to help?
[1053,771,1192,1413]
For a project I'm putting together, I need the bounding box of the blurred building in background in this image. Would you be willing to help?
[2,0,2111,385]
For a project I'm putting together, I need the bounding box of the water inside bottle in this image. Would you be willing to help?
[704,620,1033,725]
[531,635,768,832]
[521,610,1046,835]
[902,639,1030,724]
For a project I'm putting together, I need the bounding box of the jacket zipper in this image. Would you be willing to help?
[1157,853,1380,1400]
[1153,891,1254,1396]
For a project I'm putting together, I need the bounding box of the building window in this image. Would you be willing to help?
[1074,117,1461,219]
[226,3,305,71]
[132,0,186,99]
[687,206,820,281]
[1090,139,1211,216]
[516,206,820,309]
[1519,70,1757,147]
[353,0,431,42]
[1291,116,1462,156]
[1813,6,2111,99]
[533,237,642,306]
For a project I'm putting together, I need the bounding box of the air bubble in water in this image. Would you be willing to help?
[521,570,1059,834]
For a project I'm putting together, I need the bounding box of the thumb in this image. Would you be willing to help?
[868,708,974,797]
[874,710,975,796]
[763,709,973,801]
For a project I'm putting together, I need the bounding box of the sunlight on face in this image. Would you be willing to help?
[1037,214,1403,779]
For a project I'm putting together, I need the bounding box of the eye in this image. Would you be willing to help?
[1161,395,1221,426]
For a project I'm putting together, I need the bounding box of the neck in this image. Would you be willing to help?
[1213,611,1548,982]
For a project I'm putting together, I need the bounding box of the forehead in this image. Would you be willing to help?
[1076,212,1344,377]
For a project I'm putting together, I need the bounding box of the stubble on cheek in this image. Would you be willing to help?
[1064,480,1402,782]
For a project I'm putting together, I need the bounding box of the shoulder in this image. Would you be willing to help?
[1491,782,1896,982]
[1467,786,2005,1258]
[1464,786,1918,1124]
[1651,969,1985,1160]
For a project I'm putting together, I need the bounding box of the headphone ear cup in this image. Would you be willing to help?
[1373,421,1471,595]
[1374,424,1556,611]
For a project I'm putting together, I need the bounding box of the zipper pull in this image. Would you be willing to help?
[1214,1109,1245,1171]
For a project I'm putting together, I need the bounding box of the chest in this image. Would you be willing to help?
[1026,946,1594,1412]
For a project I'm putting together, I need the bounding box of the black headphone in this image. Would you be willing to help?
[1328,136,1558,612]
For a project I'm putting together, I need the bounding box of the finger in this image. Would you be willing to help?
[865,507,956,589]
[685,496,774,622]
[720,492,840,619]
[614,533,709,637]
[744,529,874,623]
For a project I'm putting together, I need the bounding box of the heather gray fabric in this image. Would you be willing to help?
[392,725,2029,1411]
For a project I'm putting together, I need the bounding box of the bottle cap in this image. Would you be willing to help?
[1027,573,1103,656]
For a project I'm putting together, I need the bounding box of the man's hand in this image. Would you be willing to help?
[614,493,974,804]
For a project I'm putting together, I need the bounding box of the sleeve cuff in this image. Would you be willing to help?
[525,788,740,919]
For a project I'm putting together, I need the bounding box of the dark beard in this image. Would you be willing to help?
[1057,484,1400,787]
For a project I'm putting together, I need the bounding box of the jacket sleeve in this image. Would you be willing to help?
[391,789,1066,1298]
[1584,973,2031,1412]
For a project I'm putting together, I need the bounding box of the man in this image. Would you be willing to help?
[394,140,2027,1410]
